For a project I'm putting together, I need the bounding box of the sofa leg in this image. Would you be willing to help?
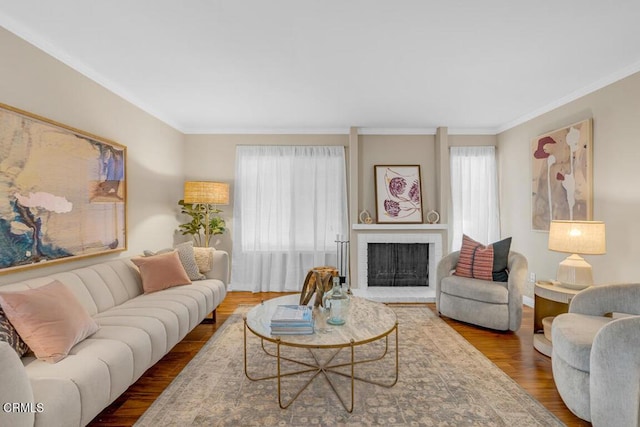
[201,310,217,324]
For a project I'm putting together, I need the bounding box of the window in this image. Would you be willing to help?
[450,146,500,250]
[231,145,348,292]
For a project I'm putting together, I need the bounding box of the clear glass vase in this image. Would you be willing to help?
[322,276,351,325]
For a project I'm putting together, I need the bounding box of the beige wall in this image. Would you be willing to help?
[358,135,437,222]
[498,71,640,298]
[0,28,185,284]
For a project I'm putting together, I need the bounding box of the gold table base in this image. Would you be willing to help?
[243,319,399,413]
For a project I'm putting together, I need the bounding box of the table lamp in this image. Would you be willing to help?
[183,181,229,247]
[548,220,606,289]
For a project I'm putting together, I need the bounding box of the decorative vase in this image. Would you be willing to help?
[322,276,351,325]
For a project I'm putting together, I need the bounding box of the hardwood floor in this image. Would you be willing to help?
[89,292,589,426]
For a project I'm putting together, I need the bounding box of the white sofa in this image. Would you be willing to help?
[0,250,228,427]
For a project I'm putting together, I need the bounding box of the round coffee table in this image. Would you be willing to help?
[243,294,398,412]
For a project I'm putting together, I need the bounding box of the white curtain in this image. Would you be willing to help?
[231,145,348,292]
[450,146,500,251]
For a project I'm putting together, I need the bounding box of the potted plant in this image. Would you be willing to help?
[178,200,226,247]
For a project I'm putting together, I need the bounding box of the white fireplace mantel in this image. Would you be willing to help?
[350,224,445,302]
[352,224,448,231]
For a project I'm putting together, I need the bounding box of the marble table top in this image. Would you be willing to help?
[245,294,397,348]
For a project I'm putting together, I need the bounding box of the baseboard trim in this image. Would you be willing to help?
[523,295,534,308]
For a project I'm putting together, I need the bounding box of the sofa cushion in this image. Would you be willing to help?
[116,298,191,341]
[91,325,153,381]
[157,280,225,321]
[144,241,205,281]
[94,315,168,365]
[552,313,613,372]
[133,291,201,330]
[69,338,134,402]
[0,342,35,426]
[0,280,99,363]
[132,251,192,293]
[455,234,512,282]
[28,377,81,427]
[441,275,509,304]
[0,306,30,357]
[24,354,111,426]
[94,305,184,352]
[187,280,227,313]
[47,260,144,315]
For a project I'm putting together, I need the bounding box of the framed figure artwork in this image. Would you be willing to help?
[531,119,593,231]
[0,103,127,273]
[374,165,423,224]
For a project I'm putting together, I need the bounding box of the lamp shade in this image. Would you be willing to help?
[183,181,229,205]
[548,220,606,255]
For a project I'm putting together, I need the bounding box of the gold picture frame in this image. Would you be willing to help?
[0,103,127,273]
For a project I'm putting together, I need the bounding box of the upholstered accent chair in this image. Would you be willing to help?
[551,283,640,426]
[435,251,528,331]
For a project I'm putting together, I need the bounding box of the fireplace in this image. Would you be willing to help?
[367,243,429,286]
[357,232,442,292]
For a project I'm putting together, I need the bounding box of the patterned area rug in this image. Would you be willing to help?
[136,306,564,426]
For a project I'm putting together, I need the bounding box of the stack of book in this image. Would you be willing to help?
[270,304,314,335]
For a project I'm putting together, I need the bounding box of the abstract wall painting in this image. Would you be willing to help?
[374,165,423,224]
[0,103,126,273]
[531,119,593,231]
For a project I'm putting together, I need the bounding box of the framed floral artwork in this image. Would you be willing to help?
[0,103,127,273]
[374,165,423,224]
[531,118,593,231]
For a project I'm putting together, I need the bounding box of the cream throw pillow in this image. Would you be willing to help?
[0,280,99,363]
[193,247,214,274]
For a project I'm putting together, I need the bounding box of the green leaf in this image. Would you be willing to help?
[177,200,226,245]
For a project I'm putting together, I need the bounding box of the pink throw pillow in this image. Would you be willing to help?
[132,251,192,293]
[0,280,99,363]
[454,234,495,281]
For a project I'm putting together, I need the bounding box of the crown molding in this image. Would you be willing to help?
[358,127,437,135]
[0,17,183,132]
[183,127,351,135]
[358,127,500,136]
[496,59,640,134]
[187,127,501,136]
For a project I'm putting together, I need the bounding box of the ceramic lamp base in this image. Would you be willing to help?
[556,254,593,290]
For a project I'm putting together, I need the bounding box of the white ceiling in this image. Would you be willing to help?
[2,1,640,134]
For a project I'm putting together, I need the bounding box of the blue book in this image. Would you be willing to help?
[270,305,313,325]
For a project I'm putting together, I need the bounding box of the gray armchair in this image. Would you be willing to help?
[551,283,640,426]
[435,251,527,331]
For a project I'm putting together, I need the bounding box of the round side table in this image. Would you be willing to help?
[533,281,582,356]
